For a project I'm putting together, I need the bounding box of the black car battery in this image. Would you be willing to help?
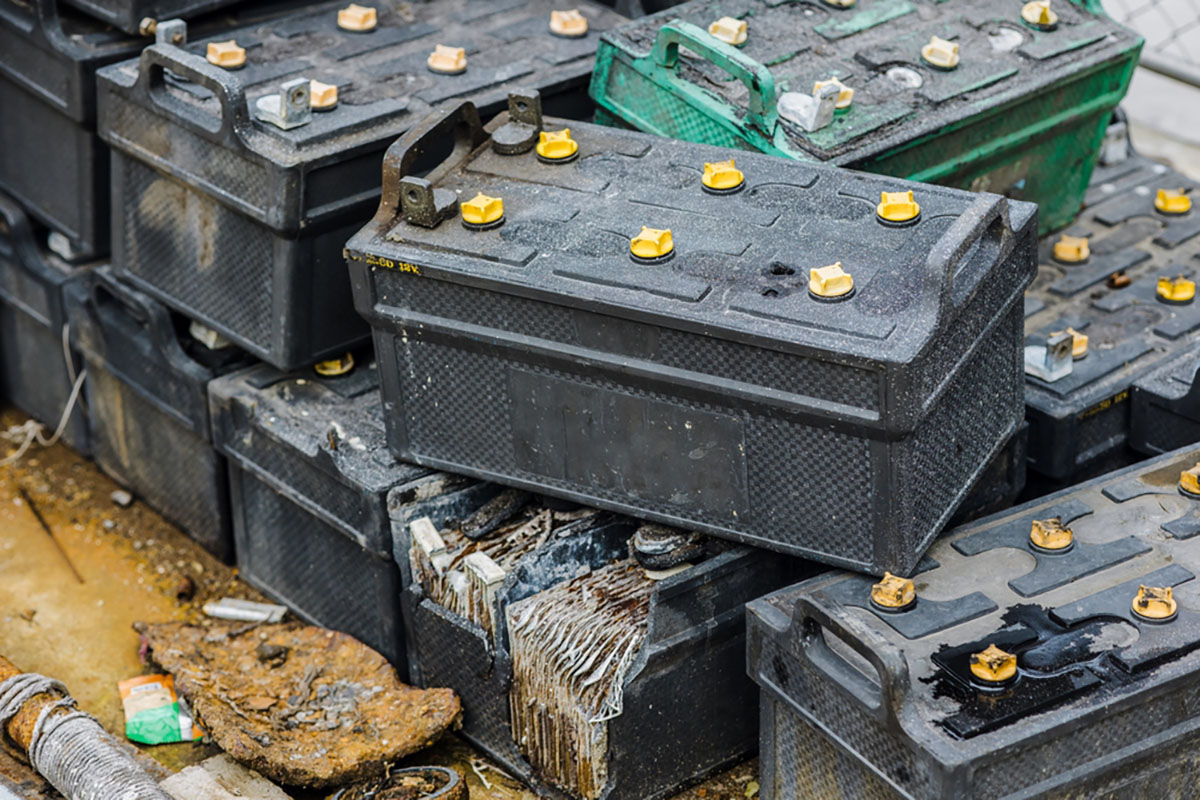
[1023,153,1200,482]
[1130,343,1200,457]
[208,355,489,667]
[749,443,1200,799]
[347,92,1039,575]
[0,191,90,453]
[66,265,250,559]
[396,495,804,800]
[97,0,627,370]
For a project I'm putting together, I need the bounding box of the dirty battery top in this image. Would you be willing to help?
[1024,154,1200,479]
[750,445,1200,797]
[349,99,1036,375]
[596,0,1141,163]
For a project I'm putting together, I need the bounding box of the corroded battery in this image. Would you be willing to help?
[0,192,90,453]
[97,0,626,370]
[348,94,1038,575]
[208,356,489,667]
[66,265,251,559]
[750,444,1200,799]
[589,0,1143,234]
[1024,153,1200,482]
[395,495,803,800]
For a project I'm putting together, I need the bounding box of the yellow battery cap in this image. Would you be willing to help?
[549,9,588,38]
[314,352,355,376]
[876,190,920,224]
[809,263,854,299]
[921,36,960,70]
[970,644,1017,684]
[1180,463,1200,496]
[309,80,339,111]
[1132,585,1177,621]
[461,193,504,228]
[813,77,853,110]
[631,227,674,260]
[1052,234,1090,264]
[206,40,246,69]
[822,0,855,8]
[870,572,915,610]
[701,159,745,193]
[1029,517,1074,550]
[1021,0,1058,29]
[536,129,579,162]
[708,16,747,46]
[337,3,376,32]
[1155,188,1192,215]
[428,44,467,74]
[1157,275,1196,304]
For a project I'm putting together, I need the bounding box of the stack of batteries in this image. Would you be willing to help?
[6,0,1200,796]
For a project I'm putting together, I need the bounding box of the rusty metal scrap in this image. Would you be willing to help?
[506,561,654,799]
[133,621,461,789]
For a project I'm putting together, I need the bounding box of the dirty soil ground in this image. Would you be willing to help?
[0,406,759,800]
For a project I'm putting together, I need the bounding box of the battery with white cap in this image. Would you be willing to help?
[346,91,1038,575]
[750,443,1200,799]
[97,0,626,370]
[1024,151,1200,484]
[589,0,1144,234]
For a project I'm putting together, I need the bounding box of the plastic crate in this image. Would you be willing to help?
[97,0,626,370]
[66,266,250,558]
[208,357,490,667]
[1023,152,1200,482]
[589,0,1143,234]
[749,443,1200,799]
[0,0,145,259]
[347,96,1039,575]
[0,192,90,453]
[1130,345,1200,456]
[394,496,805,800]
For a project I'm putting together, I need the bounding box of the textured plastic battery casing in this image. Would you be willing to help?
[0,192,90,452]
[97,0,626,370]
[589,0,1142,234]
[951,422,1028,526]
[394,500,805,800]
[749,444,1200,799]
[208,359,488,668]
[1131,346,1200,457]
[66,266,250,559]
[347,99,1039,575]
[1024,154,1200,482]
[0,0,143,259]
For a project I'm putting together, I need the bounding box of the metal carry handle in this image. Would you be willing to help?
[375,100,488,223]
[139,43,250,146]
[648,21,777,137]
[791,594,909,728]
[927,194,1015,315]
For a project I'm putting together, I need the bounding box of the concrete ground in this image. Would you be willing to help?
[0,408,757,799]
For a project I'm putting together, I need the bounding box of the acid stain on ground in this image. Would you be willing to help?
[0,408,758,800]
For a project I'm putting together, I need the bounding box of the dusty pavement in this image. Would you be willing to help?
[0,406,759,800]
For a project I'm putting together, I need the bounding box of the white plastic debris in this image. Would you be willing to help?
[201,598,287,623]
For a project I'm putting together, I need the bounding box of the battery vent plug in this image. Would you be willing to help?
[813,77,854,109]
[461,194,505,229]
[1021,0,1059,31]
[876,191,920,224]
[537,129,579,163]
[970,645,1017,684]
[631,228,675,261]
[314,352,355,376]
[1180,463,1200,497]
[708,16,747,46]
[1132,585,1177,622]
[1157,275,1195,304]
[1029,517,1074,551]
[921,36,960,70]
[337,4,376,32]
[1052,234,1090,264]
[701,160,745,193]
[309,80,339,111]
[870,573,915,611]
[1155,188,1192,215]
[550,9,589,38]
[206,40,246,69]
[428,45,467,74]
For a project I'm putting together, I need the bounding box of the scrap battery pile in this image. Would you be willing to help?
[4,0,1200,794]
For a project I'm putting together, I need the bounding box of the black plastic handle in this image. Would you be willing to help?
[792,594,909,727]
[90,272,176,353]
[375,100,488,225]
[138,43,250,147]
[927,194,1015,315]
